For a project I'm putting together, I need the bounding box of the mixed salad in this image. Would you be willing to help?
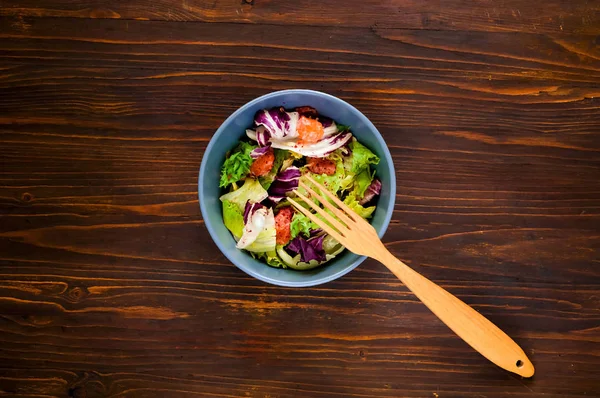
[219,106,382,270]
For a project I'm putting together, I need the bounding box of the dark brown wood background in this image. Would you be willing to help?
[1,0,599,397]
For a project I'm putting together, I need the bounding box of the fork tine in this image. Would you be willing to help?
[304,174,358,222]
[293,189,348,234]
[298,180,356,227]
[287,198,346,244]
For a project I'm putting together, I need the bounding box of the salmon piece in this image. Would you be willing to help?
[297,116,324,144]
[274,207,294,245]
[249,148,275,177]
[307,157,336,175]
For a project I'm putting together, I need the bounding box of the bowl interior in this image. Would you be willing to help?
[199,90,395,287]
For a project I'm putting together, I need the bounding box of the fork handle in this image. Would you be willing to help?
[376,248,535,377]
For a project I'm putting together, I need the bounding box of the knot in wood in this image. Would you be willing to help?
[68,386,86,398]
[66,286,88,302]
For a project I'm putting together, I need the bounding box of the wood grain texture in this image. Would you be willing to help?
[0,4,599,398]
[0,0,599,35]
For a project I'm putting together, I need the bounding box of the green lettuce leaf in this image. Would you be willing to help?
[354,169,374,198]
[222,200,244,240]
[290,211,319,239]
[265,251,285,268]
[343,193,376,219]
[350,139,379,175]
[276,246,302,268]
[322,235,344,256]
[253,250,285,268]
[219,178,268,211]
[219,142,257,188]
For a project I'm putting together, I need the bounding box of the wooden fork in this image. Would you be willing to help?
[288,175,535,378]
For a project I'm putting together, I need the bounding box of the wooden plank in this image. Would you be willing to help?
[0,0,598,35]
[1,17,599,81]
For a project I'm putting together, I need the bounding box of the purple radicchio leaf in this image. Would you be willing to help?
[255,126,271,147]
[309,228,323,238]
[359,178,382,205]
[267,166,301,203]
[243,201,265,224]
[287,234,327,263]
[254,108,299,140]
[320,117,334,128]
[320,116,339,137]
[250,145,271,159]
[272,131,352,158]
[286,237,302,253]
[315,132,353,158]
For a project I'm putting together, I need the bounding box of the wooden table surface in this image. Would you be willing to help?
[1,1,600,397]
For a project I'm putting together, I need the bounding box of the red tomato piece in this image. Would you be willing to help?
[307,157,336,175]
[249,148,275,177]
[274,207,294,245]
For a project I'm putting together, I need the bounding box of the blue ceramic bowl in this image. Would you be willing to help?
[199,89,395,287]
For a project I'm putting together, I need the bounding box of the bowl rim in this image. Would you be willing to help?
[199,89,396,287]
